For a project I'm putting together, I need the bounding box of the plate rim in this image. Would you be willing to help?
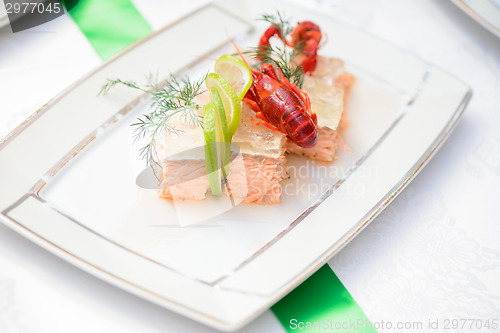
[451,0,500,38]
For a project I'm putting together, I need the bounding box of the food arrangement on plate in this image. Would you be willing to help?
[100,12,354,205]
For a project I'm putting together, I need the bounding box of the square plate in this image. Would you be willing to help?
[0,0,471,330]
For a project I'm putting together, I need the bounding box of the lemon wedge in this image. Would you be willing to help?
[206,73,242,137]
[214,54,253,101]
[202,102,222,196]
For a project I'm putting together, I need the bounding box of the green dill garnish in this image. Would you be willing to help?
[99,73,206,168]
[246,11,306,88]
[259,11,294,41]
[248,44,305,88]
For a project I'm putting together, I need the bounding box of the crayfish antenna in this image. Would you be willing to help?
[225,31,252,68]
[319,32,328,49]
[196,55,216,61]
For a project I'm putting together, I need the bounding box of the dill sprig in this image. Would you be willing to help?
[248,43,305,88]
[259,11,294,41]
[99,73,206,168]
[247,11,306,88]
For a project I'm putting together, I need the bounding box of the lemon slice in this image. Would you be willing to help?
[209,87,230,144]
[214,54,253,101]
[202,102,221,196]
[209,87,231,176]
[203,56,252,188]
[205,73,241,137]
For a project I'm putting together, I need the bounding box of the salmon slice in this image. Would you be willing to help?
[155,123,210,200]
[159,152,286,204]
[284,126,346,162]
[227,154,286,205]
[285,55,354,161]
[229,105,287,204]
[158,160,209,200]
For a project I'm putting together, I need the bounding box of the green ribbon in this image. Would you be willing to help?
[67,0,152,60]
[272,265,376,332]
[66,2,375,332]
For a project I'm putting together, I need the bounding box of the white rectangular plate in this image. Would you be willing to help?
[0,0,471,330]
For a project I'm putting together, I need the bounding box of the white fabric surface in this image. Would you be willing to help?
[0,0,499,332]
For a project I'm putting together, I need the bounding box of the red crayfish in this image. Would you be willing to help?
[259,21,322,73]
[242,63,318,148]
[230,19,321,148]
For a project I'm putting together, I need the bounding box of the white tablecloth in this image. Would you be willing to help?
[1,0,499,332]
